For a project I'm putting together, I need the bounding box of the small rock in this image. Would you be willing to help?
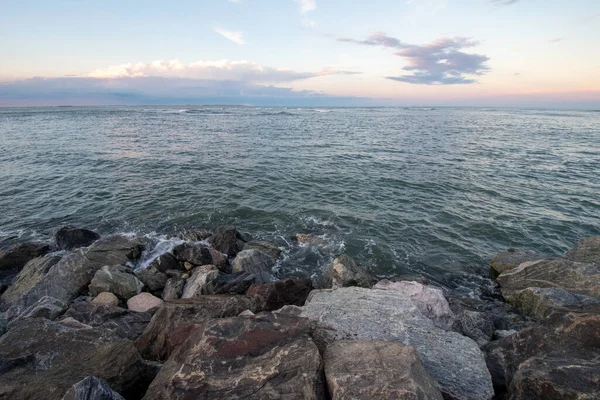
[490,249,545,279]
[246,278,313,312]
[61,376,125,400]
[171,243,212,266]
[54,227,101,250]
[182,273,190,279]
[92,292,119,307]
[181,265,219,298]
[127,292,163,313]
[135,265,168,292]
[243,241,282,260]
[183,261,193,271]
[565,236,600,264]
[149,252,180,273]
[326,255,376,289]
[238,310,255,317]
[89,265,144,300]
[209,226,246,257]
[295,233,328,245]
[161,278,185,300]
[231,249,274,283]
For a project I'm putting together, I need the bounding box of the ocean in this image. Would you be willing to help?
[1,106,599,296]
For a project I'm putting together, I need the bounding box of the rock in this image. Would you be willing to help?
[483,311,600,399]
[134,265,168,292]
[209,226,246,257]
[453,309,495,347]
[325,255,376,289]
[89,265,144,300]
[143,313,325,400]
[296,287,493,400]
[0,255,61,306]
[496,258,600,300]
[238,310,255,317]
[565,236,600,264]
[83,236,144,267]
[181,265,219,298]
[206,271,258,294]
[161,278,184,300]
[127,293,163,313]
[390,274,430,284]
[489,249,545,279]
[183,261,193,271]
[179,229,212,242]
[296,233,328,245]
[0,318,155,400]
[148,252,180,273]
[62,302,151,341]
[246,278,313,311]
[374,279,455,330]
[0,314,7,336]
[0,242,51,271]
[243,240,282,260]
[231,249,274,283]
[54,227,101,250]
[324,340,443,400]
[62,376,125,400]
[207,247,228,272]
[171,243,212,266]
[17,295,67,320]
[447,296,531,333]
[493,329,516,340]
[135,296,256,361]
[59,317,92,329]
[508,286,600,319]
[92,292,119,307]
[163,269,185,278]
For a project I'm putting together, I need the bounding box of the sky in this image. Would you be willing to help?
[0,0,599,108]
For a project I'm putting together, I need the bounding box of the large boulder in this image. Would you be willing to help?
[0,318,155,400]
[508,286,600,319]
[147,252,180,273]
[565,236,600,264]
[483,311,600,399]
[136,296,256,361]
[243,240,282,260]
[61,302,151,341]
[246,278,313,312]
[489,249,545,279]
[0,242,51,271]
[62,376,125,400]
[54,227,100,250]
[134,265,168,292]
[294,287,493,400]
[325,255,376,289]
[206,271,259,294]
[171,243,212,266]
[89,265,144,300]
[143,313,325,400]
[209,226,246,257]
[181,265,219,298]
[231,249,274,283]
[324,340,443,400]
[0,255,61,306]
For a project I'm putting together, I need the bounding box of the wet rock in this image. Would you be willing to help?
[246,277,313,311]
[325,255,376,289]
[490,249,545,279]
[296,287,493,400]
[83,236,144,267]
[179,229,212,242]
[54,227,101,250]
[243,240,282,260]
[143,313,325,400]
[565,236,600,264]
[0,255,61,306]
[62,376,125,400]
[209,226,246,257]
[148,252,180,273]
[134,265,168,292]
[89,265,144,300]
[92,292,119,307]
[231,249,274,283]
[0,242,51,271]
[0,318,155,400]
[135,295,256,361]
[17,295,67,320]
[181,265,219,298]
[207,247,228,272]
[127,293,163,313]
[296,233,328,245]
[0,314,7,336]
[374,279,455,330]
[390,274,430,284]
[324,340,443,400]
[171,243,212,266]
[508,286,600,319]
[207,271,258,294]
[161,278,184,300]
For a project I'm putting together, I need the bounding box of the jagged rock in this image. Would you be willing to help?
[231,249,274,283]
[324,340,443,400]
[54,227,101,250]
[447,296,530,333]
[171,243,212,266]
[62,302,151,341]
[92,292,119,307]
[243,240,282,260]
[0,242,51,271]
[179,229,212,242]
[1,256,61,306]
[148,252,180,273]
[490,249,545,279]
[62,376,125,400]
[295,287,493,400]
[374,279,455,330]
[325,255,376,289]
[89,265,144,300]
[508,286,600,319]
[136,296,256,361]
[181,265,219,298]
[565,236,600,264]
[143,313,325,400]
[207,271,258,294]
[82,236,144,267]
[0,318,155,400]
[134,265,168,292]
[161,278,184,300]
[209,226,246,257]
[127,293,163,313]
[17,295,67,320]
[207,248,228,272]
[246,278,313,311]
[496,259,600,301]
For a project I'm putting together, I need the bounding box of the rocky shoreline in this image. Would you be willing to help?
[0,226,598,399]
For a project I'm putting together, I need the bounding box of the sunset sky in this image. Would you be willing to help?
[1,0,599,107]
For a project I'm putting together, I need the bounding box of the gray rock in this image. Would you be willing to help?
[148,252,180,273]
[92,292,119,307]
[243,241,282,260]
[231,249,274,283]
[171,243,212,266]
[489,249,545,279]
[179,229,212,242]
[54,227,101,250]
[453,309,495,347]
[508,286,600,319]
[62,376,125,400]
[324,340,443,400]
[246,278,313,312]
[134,265,168,292]
[206,271,258,294]
[17,295,67,320]
[181,265,219,298]
[565,236,600,264]
[325,255,376,289]
[209,226,246,257]
[296,287,493,400]
[0,314,6,336]
[89,265,144,300]
[161,278,184,300]
[0,242,51,271]
[1,256,61,306]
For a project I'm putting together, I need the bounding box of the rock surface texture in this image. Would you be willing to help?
[54,227,101,250]
[230,249,274,283]
[246,277,313,311]
[325,255,376,289]
[127,293,163,313]
[209,226,246,257]
[61,376,125,400]
[181,265,219,298]
[489,250,545,279]
[565,236,600,264]
[0,255,61,306]
[89,265,144,300]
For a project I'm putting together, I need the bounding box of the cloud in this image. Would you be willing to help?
[549,37,563,43]
[338,32,489,85]
[214,28,245,44]
[297,0,316,13]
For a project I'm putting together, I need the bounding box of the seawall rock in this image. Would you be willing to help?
[565,236,600,264]
[0,255,61,306]
[325,255,376,289]
[489,250,545,279]
[54,227,100,250]
[62,376,125,400]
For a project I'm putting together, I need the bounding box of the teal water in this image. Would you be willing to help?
[1,106,599,295]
